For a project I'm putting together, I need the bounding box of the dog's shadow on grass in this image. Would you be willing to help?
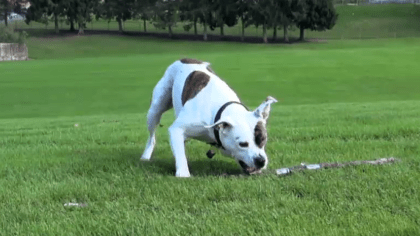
[137,153,244,177]
[65,146,243,178]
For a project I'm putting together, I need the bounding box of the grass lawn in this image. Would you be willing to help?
[1,34,420,235]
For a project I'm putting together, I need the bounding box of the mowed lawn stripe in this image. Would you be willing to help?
[1,37,420,119]
[0,101,419,235]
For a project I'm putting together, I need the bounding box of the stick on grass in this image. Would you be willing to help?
[276,157,400,176]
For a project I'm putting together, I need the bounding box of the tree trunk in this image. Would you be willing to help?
[168,24,172,38]
[263,23,267,43]
[3,9,8,26]
[78,23,84,34]
[284,23,289,43]
[203,21,208,41]
[299,26,305,41]
[241,16,245,42]
[70,19,75,31]
[143,19,147,32]
[54,13,59,34]
[220,23,224,36]
[272,23,277,41]
[118,18,123,33]
[194,18,197,35]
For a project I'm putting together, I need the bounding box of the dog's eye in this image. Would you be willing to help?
[239,142,249,148]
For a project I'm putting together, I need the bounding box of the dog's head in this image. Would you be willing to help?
[206,96,277,174]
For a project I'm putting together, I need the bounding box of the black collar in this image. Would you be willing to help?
[212,101,249,149]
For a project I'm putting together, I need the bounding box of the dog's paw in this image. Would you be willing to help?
[140,155,151,161]
[175,170,191,178]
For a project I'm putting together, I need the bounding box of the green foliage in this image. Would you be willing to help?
[23,0,339,41]
[13,5,420,40]
[179,0,214,38]
[66,0,99,28]
[0,25,27,44]
[26,0,100,33]
[294,0,338,40]
[1,0,26,26]
[183,23,192,32]
[133,0,157,22]
[152,0,180,36]
[237,0,253,27]
[99,0,134,22]
[209,0,237,33]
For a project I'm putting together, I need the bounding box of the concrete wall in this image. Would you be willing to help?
[0,43,28,62]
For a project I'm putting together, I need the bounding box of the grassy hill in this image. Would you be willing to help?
[1,35,419,235]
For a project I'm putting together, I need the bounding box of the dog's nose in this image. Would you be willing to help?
[254,156,266,168]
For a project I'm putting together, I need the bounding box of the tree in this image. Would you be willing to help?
[179,0,199,35]
[133,0,156,33]
[64,0,76,31]
[268,0,281,41]
[64,0,99,34]
[1,0,24,26]
[51,0,64,34]
[0,0,10,26]
[249,0,276,43]
[98,0,135,33]
[236,0,253,41]
[197,0,213,41]
[278,0,293,42]
[179,0,213,40]
[25,0,65,34]
[256,0,292,42]
[293,0,338,41]
[210,0,237,37]
[153,0,179,38]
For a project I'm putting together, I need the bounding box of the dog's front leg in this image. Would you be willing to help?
[168,123,190,177]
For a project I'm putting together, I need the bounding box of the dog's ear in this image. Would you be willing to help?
[205,119,233,133]
[253,96,278,120]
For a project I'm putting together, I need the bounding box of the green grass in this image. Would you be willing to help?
[13,4,420,40]
[1,34,420,234]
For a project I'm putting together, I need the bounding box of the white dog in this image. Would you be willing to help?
[141,58,277,177]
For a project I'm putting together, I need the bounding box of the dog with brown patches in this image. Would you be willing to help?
[141,58,277,177]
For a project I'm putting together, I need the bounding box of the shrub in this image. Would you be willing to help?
[0,26,28,44]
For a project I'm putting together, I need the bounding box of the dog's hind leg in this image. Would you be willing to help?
[141,74,174,161]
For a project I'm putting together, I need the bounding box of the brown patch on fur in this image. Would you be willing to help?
[180,58,203,64]
[254,121,267,148]
[182,71,211,105]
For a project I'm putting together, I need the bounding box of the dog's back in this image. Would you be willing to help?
[159,59,240,119]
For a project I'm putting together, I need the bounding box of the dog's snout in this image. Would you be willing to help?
[254,156,266,168]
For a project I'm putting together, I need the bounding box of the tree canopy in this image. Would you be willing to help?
[22,0,338,42]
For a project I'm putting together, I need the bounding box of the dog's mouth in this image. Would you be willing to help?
[238,161,261,175]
